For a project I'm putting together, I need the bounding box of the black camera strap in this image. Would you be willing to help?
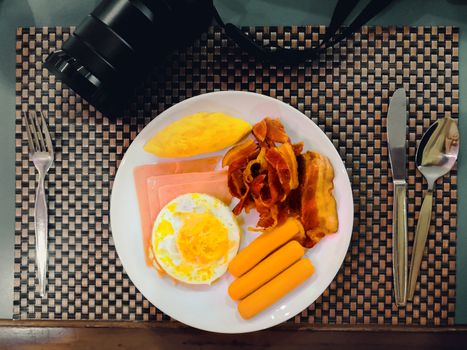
[213,0,395,64]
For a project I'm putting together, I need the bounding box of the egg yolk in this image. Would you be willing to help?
[176,212,229,266]
[155,219,175,239]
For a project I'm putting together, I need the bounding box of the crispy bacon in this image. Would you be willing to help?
[298,151,338,247]
[265,118,289,144]
[226,118,299,230]
[292,142,304,156]
[222,139,259,168]
[252,119,267,142]
[278,142,299,190]
[243,148,267,184]
[265,147,292,197]
[287,188,301,216]
[232,184,251,215]
[257,205,279,228]
[265,166,282,205]
[227,159,247,198]
[276,202,290,226]
[252,117,289,145]
[225,117,338,244]
[250,174,266,196]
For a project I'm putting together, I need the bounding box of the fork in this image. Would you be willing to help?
[23,111,54,297]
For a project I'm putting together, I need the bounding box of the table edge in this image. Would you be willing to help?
[0,319,465,332]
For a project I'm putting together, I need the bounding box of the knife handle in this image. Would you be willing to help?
[393,180,408,307]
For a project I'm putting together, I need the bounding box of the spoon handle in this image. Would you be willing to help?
[407,189,434,301]
[393,181,408,307]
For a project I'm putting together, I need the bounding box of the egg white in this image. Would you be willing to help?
[151,193,240,284]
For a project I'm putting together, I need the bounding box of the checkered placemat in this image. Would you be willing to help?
[14,26,458,325]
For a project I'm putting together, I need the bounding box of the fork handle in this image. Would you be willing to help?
[35,173,48,297]
[407,189,434,301]
[393,180,408,307]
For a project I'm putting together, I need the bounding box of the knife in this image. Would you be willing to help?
[387,88,408,307]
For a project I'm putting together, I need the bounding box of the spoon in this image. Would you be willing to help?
[407,116,460,301]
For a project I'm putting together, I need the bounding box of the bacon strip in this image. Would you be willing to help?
[253,117,289,145]
[278,142,299,190]
[265,147,292,197]
[292,142,304,156]
[222,139,259,168]
[252,119,267,142]
[298,151,338,247]
[265,118,289,144]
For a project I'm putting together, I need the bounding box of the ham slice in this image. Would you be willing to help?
[158,179,231,209]
[147,170,231,216]
[133,157,219,265]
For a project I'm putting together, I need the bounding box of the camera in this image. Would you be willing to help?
[44,0,214,117]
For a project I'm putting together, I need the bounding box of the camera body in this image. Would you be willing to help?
[45,0,214,117]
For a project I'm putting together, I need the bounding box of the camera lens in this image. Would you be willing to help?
[44,0,215,117]
[91,0,154,55]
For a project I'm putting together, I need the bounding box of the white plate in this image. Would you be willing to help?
[110,91,353,333]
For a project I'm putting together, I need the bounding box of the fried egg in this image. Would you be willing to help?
[151,193,241,284]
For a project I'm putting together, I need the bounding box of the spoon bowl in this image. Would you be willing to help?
[408,116,459,301]
[416,117,460,187]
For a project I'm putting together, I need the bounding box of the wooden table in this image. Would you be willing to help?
[0,321,466,349]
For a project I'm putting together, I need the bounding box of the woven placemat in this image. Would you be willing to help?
[14,26,458,326]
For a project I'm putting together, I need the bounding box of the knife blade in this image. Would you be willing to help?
[388,88,408,181]
[387,88,408,307]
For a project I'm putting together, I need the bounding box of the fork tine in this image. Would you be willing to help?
[23,111,36,153]
[30,111,46,152]
[39,111,54,155]
[26,111,41,152]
